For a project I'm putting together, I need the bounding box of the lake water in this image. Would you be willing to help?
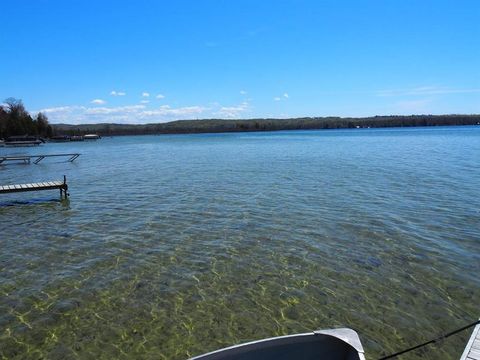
[1,126,479,359]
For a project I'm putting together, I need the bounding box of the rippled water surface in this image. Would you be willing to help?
[1,127,479,359]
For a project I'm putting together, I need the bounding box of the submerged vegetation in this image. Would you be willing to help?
[54,114,480,136]
[0,98,53,139]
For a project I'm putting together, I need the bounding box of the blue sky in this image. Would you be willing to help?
[1,0,479,124]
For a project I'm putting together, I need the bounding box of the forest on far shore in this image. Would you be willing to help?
[54,114,480,136]
[2,98,479,138]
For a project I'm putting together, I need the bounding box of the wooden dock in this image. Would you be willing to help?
[0,176,69,198]
[461,321,480,360]
[0,153,80,165]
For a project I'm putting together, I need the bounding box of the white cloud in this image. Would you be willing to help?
[142,92,150,97]
[40,106,76,113]
[392,99,433,113]
[273,93,288,101]
[216,101,249,118]
[376,86,480,97]
[39,105,88,124]
[37,99,254,124]
[38,103,209,124]
[91,99,106,105]
[156,94,165,99]
[110,91,126,96]
[240,90,247,95]
[143,105,206,117]
[85,105,146,115]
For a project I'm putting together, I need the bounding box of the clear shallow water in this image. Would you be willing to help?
[0,126,479,359]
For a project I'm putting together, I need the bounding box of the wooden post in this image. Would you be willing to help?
[64,175,69,198]
[59,175,68,199]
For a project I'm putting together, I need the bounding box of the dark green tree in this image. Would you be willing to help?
[1,98,53,138]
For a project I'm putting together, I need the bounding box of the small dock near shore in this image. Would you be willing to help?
[0,176,69,198]
[461,321,480,360]
[0,153,80,165]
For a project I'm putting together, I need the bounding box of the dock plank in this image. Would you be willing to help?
[0,177,69,198]
[461,321,480,360]
[470,349,480,358]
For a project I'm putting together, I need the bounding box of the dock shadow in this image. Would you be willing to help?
[0,197,70,208]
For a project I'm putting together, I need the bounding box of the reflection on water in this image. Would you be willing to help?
[0,127,479,359]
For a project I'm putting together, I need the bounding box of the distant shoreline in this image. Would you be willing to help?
[52,115,480,137]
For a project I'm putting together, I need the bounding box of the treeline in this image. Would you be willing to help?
[2,98,479,138]
[54,114,480,136]
[0,98,53,138]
